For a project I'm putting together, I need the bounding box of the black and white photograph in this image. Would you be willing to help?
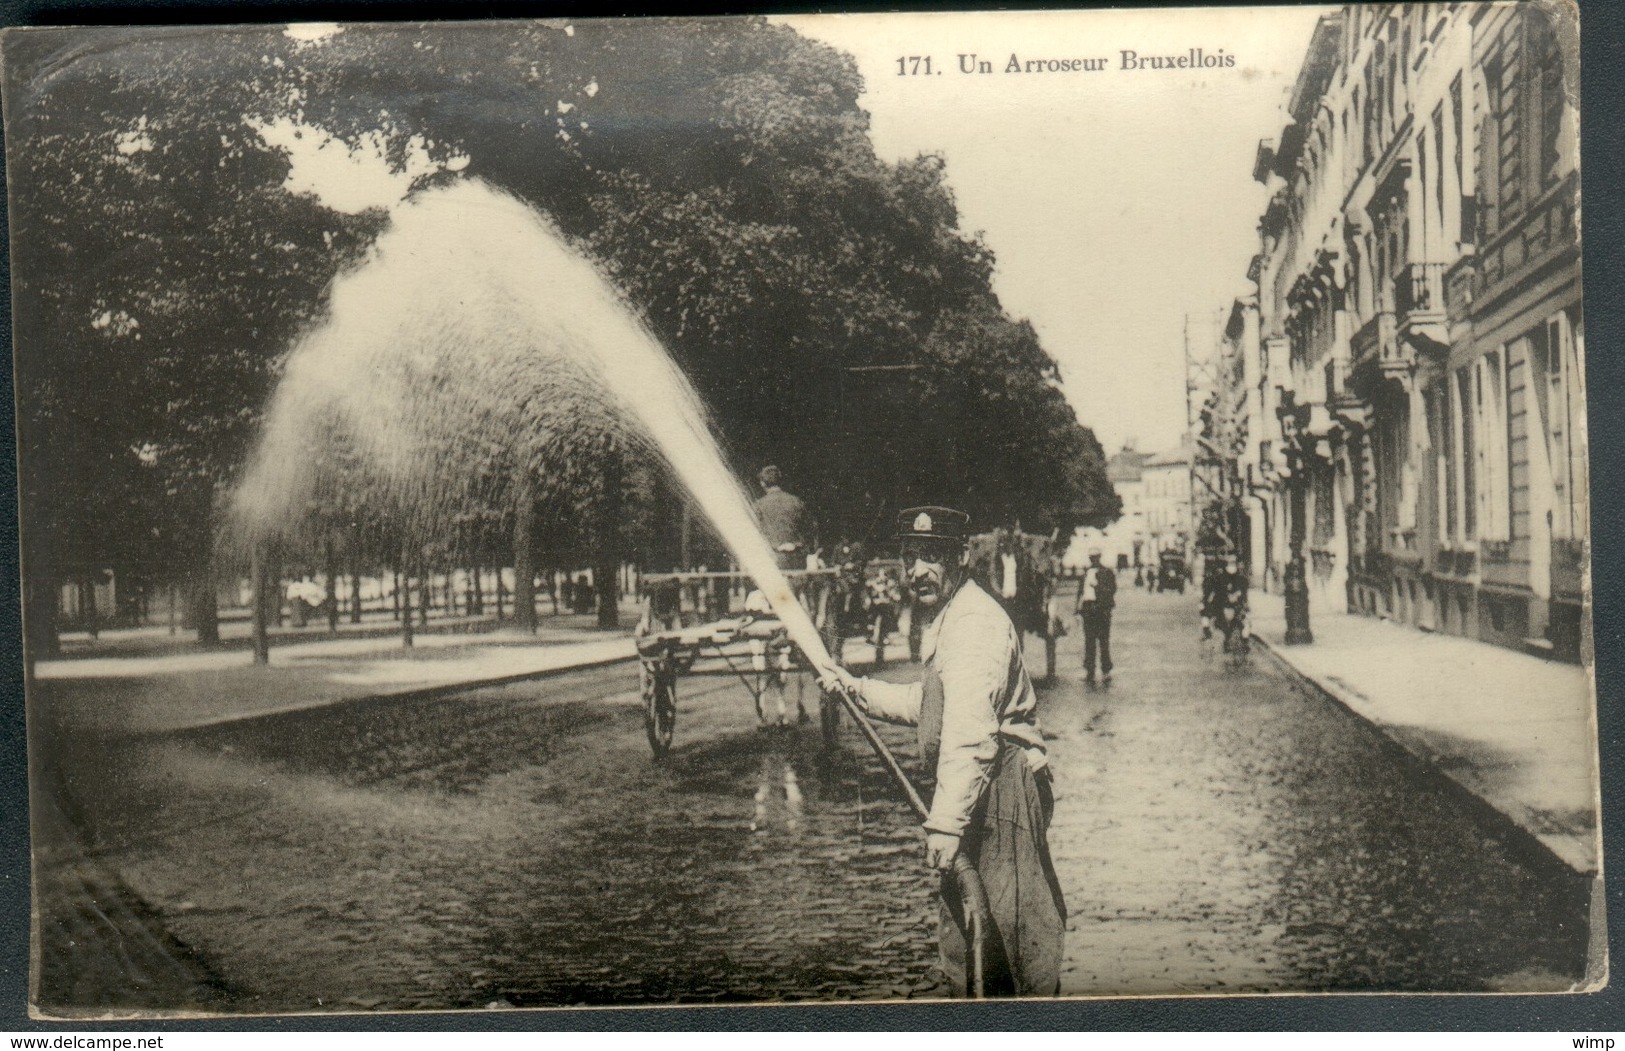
[4,3,1601,1018]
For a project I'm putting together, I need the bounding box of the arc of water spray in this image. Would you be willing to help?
[234,177,985,994]
[234,178,829,671]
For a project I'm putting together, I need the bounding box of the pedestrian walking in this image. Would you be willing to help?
[1074,546,1116,684]
[820,506,1066,997]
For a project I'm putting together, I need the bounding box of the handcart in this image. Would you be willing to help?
[634,568,839,758]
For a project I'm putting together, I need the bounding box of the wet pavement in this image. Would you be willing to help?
[30,588,1593,1014]
[1047,589,1590,995]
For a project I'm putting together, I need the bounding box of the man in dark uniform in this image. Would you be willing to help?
[752,466,818,726]
[753,465,817,574]
[1074,545,1117,684]
[821,507,1066,997]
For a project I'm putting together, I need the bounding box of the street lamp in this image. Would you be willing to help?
[1276,399,1313,645]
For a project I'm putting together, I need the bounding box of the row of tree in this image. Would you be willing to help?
[7,17,1120,655]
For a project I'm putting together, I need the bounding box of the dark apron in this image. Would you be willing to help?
[920,665,1067,997]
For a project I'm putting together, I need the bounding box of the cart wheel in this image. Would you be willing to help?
[820,687,841,750]
[643,665,677,758]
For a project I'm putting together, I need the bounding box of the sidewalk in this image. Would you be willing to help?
[1248,591,1600,878]
[33,608,896,737]
[32,616,640,736]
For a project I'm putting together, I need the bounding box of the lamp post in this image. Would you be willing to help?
[1277,399,1313,645]
[1283,466,1313,644]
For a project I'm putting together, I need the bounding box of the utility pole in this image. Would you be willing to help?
[1185,315,1212,547]
[1185,311,1235,566]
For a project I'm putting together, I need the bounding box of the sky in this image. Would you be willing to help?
[779,7,1330,458]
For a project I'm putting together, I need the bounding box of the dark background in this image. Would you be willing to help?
[1,0,1620,1033]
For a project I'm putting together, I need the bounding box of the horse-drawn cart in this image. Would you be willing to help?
[633,569,840,758]
[966,529,1064,681]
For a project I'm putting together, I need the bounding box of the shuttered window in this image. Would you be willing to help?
[1506,338,1531,549]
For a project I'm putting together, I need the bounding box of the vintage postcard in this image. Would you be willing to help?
[3,3,1600,1018]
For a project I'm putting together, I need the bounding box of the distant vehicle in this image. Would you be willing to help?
[1156,552,1188,593]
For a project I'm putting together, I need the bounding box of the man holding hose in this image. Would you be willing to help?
[821,506,1066,996]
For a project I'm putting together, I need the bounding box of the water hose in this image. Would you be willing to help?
[820,681,991,999]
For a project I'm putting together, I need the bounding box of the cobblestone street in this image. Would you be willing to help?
[1044,588,1589,995]
[32,589,1591,1014]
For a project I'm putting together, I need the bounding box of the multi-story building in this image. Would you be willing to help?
[1250,3,1583,659]
[1101,443,1151,570]
[1069,440,1193,574]
[1140,442,1194,561]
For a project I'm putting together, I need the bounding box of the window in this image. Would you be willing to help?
[1451,73,1474,243]
[1354,85,1365,169]
[1417,130,1430,259]
[1493,39,1524,226]
[1536,310,1586,541]
[1437,380,1457,541]
[1456,367,1475,540]
[1533,9,1565,188]
[1433,104,1447,251]
[1506,338,1531,547]
[1474,352,1507,541]
[1341,108,1350,185]
[1480,9,1570,242]
[1374,396,1408,547]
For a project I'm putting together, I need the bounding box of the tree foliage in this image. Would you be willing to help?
[6,17,1119,644]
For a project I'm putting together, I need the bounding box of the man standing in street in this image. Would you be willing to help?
[753,465,817,575]
[820,507,1066,997]
[1075,545,1116,685]
[753,465,817,726]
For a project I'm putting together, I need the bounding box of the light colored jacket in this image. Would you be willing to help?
[858,578,1047,837]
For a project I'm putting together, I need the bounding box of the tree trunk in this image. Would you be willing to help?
[595,561,619,629]
[349,525,364,624]
[514,472,537,634]
[22,556,61,661]
[268,554,285,627]
[471,565,484,616]
[495,567,505,621]
[78,578,99,640]
[324,535,339,635]
[595,453,623,630]
[680,499,693,571]
[250,542,270,665]
[188,533,221,648]
[392,569,401,621]
[400,557,415,649]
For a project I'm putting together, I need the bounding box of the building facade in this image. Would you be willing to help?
[1067,441,1193,575]
[1251,3,1582,659]
[1140,442,1194,562]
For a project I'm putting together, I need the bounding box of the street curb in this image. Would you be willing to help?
[1251,634,1596,887]
[165,650,640,734]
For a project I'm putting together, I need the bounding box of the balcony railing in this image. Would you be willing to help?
[1350,310,1385,365]
[1434,545,1477,577]
[1477,174,1579,297]
[1374,312,1407,378]
[1395,262,1446,317]
[1348,308,1410,391]
[1395,261,1451,357]
[1552,537,1586,571]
